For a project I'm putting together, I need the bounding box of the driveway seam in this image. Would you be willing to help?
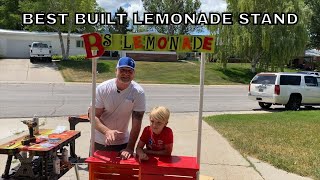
[26,61,30,80]
[243,155,266,180]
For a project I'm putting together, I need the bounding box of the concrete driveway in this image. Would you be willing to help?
[0,59,64,82]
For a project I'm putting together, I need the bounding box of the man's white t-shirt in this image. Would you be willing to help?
[94,78,146,145]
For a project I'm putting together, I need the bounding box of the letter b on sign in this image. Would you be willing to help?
[81,33,104,58]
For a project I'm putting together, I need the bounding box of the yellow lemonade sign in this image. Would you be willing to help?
[81,33,215,58]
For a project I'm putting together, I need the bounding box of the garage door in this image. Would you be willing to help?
[6,39,32,58]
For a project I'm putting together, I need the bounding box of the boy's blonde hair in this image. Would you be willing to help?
[149,106,170,124]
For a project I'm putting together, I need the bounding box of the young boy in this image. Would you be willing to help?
[136,106,173,161]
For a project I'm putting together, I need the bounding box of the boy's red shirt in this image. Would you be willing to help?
[139,126,173,151]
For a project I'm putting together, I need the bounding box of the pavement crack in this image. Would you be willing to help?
[51,83,55,96]
[50,97,65,116]
[243,156,266,180]
[201,162,251,167]
[202,161,266,180]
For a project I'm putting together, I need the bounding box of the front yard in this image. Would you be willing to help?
[205,111,320,179]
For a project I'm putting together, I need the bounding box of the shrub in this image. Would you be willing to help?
[52,55,62,60]
[52,55,88,61]
[97,62,110,73]
[177,53,187,60]
[314,61,320,71]
[68,55,87,61]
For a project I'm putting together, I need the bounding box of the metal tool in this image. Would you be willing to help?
[21,120,37,146]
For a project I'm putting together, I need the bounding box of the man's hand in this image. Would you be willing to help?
[119,148,133,160]
[104,130,123,145]
[143,148,150,154]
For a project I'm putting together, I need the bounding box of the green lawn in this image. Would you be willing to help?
[56,60,256,84]
[204,111,320,179]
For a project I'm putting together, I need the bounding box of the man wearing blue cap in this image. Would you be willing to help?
[88,57,146,159]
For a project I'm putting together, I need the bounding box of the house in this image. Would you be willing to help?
[291,49,320,70]
[0,29,85,58]
[0,29,178,61]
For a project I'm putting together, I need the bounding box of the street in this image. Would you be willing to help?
[0,83,257,118]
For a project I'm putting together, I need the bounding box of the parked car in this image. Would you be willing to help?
[248,72,320,110]
[29,42,52,63]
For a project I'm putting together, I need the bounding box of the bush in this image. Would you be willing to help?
[68,55,87,61]
[52,55,88,61]
[314,61,320,71]
[52,55,62,60]
[177,53,187,60]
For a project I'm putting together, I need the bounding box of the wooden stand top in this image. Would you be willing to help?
[0,129,80,154]
[86,150,199,170]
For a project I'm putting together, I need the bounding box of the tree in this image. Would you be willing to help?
[207,23,236,69]
[306,0,320,48]
[19,0,97,60]
[208,0,310,73]
[107,7,131,34]
[131,11,148,33]
[141,0,201,35]
[132,24,148,33]
[94,6,109,33]
[0,0,23,30]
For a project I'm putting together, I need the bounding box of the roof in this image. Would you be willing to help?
[0,28,82,37]
[0,29,166,37]
[305,49,320,57]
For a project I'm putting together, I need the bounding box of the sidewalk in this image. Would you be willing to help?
[0,112,313,180]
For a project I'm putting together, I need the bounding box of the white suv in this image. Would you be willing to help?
[248,72,320,110]
[29,42,52,63]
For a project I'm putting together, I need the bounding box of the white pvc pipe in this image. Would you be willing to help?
[196,53,205,179]
[90,51,97,156]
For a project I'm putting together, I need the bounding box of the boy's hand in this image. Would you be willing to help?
[120,148,133,160]
[104,130,123,145]
[138,152,149,161]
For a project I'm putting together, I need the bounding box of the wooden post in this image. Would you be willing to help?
[196,52,206,179]
[90,50,97,156]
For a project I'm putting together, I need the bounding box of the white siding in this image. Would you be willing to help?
[6,39,30,58]
[0,38,6,57]
[69,38,86,56]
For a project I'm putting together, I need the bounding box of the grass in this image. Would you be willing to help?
[56,59,256,84]
[56,59,112,82]
[204,111,320,179]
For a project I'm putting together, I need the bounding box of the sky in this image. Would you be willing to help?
[97,0,228,20]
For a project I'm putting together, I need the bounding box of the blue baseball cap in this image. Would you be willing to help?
[116,57,135,70]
